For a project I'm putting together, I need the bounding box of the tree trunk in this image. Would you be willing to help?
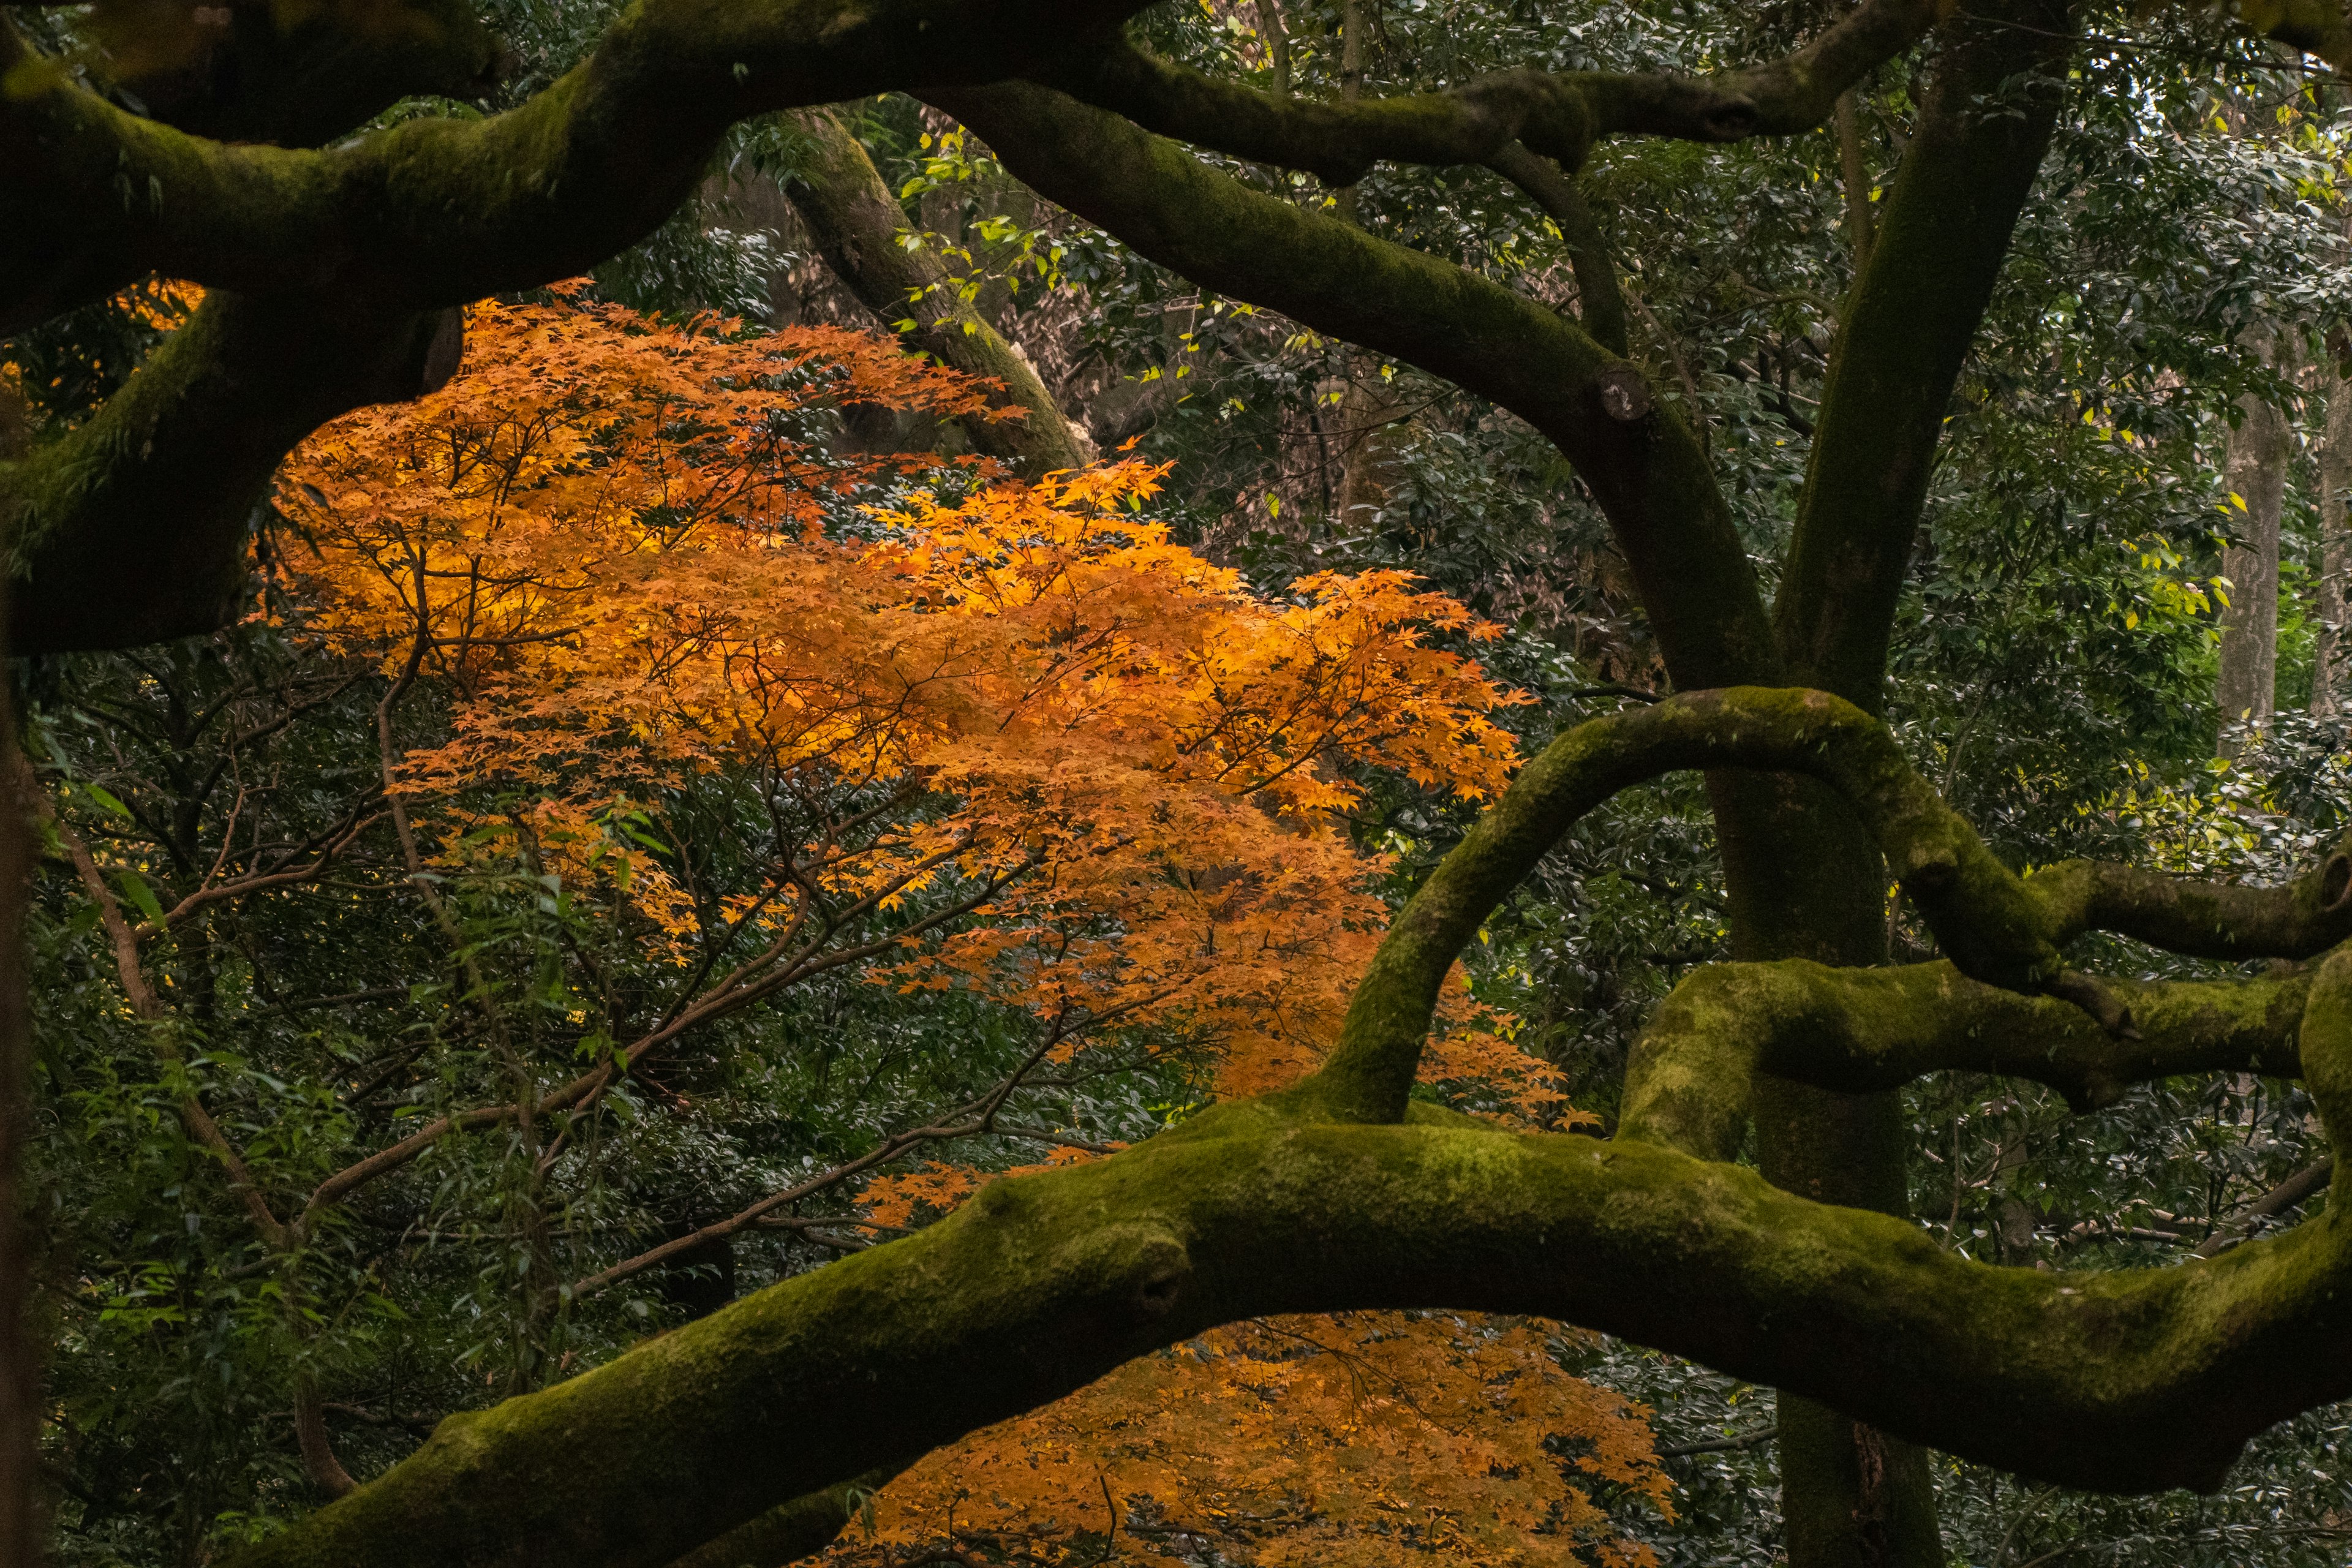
[0,524,37,1564]
[2312,347,2352,717]
[2218,342,2292,748]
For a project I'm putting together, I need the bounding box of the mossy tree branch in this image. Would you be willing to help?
[940,82,1782,692]
[1,289,461,653]
[201,684,2352,1568]
[1306,686,2352,1124]
[782,106,1092,476]
[1043,0,1943,187]
[0,0,1168,330]
[1621,960,2313,1161]
[227,1000,2352,1568]
[67,0,500,149]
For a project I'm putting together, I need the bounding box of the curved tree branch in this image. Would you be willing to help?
[210,684,2352,1567]
[224,984,2352,1568]
[1621,959,2312,1161]
[3,289,461,652]
[1041,0,1942,187]
[0,0,1164,330]
[938,81,1781,692]
[1306,687,2352,1124]
[68,0,500,149]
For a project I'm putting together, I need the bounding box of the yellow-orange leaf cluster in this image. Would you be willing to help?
[829,1310,1672,1568]
[280,288,1534,1093]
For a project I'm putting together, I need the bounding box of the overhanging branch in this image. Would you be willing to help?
[1041,0,1942,186]
[224,970,2352,1568]
[1306,687,2352,1125]
[3,289,460,653]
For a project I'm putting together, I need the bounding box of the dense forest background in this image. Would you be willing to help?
[9,1,2352,1564]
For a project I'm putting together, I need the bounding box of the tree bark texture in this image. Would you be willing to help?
[2312,349,2352,717]
[2219,348,2293,744]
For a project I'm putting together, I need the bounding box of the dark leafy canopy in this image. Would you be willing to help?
[14,1,2352,1567]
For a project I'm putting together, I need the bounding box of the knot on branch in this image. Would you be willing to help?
[1050,1223,1194,1326]
[2322,851,2352,915]
[1593,365,1652,422]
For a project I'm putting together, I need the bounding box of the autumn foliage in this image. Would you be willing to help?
[279,287,1539,1098]
[835,1312,1671,1568]
[268,287,1658,1562]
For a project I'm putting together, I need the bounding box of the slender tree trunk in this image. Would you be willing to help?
[2312,342,2352,718]
[0,462,37,1563]
[776,108,1091,476]
[1254,0,1291,97]
[1834,89,1875,276]
[2218,341,2292,748]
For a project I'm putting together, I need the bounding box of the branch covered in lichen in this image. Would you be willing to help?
[227,965,2352,1568]
[1621,960,2313,1161]
[1306,687,2352,1124]
[1042,0,1942,186]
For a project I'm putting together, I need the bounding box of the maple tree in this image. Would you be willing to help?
[18,5,2352,1568]
[18,284,1589,1551]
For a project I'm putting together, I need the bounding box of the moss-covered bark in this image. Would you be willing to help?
[1050,1,1943,186]
[75,0,497,149]
[1621,960,2312,1161]
[944,83,1782,690]
[1314,685,2316,1128]
[782,108,1091,477]
[1,290,458,653]
[227,1050,2352,1568]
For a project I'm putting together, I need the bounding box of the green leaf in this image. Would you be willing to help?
[115,870,167,927]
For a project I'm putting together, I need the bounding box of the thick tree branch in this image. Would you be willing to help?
[70,0,500,149]
[0,0,1165,330]
[1621,960,2311,1162]
[3,289,460,653]
[1774,0,2072,706]
[1040,0,1943,187]
[222,972,2352,1568]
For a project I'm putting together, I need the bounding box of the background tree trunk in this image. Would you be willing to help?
[2218,345,2292,747]
[2312,333,2352,717]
